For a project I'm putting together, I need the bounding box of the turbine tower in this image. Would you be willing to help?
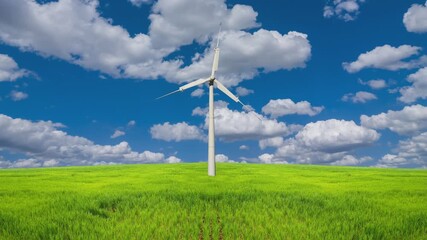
[157,32,247,176]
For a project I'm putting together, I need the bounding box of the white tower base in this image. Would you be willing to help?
[208,81,216,176]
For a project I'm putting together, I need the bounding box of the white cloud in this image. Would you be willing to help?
[377,154,409,168]
[13,158,42,168]
[10,90,28,101]
[258,153,273,163]
[239,145,249,150]
[165,30,311,86]
[0,0,311,87]
[43,159,59,167]
[255,153,289,164]
[262,99,324,118]
[403,2,427,33]
[235,86,254,97]
[324,0,365,22]
[378,132,427,168]
[127,120,136,127]
[110,120,136,139]
[190,88,205,98]
[199,103,297,141]
[192,106,207,117]
[254,119,378,166]
[0,53,30,82]
[165,156,181,163]
[111,130,125,139]
[148,0,259,49]
[259,137,284,150]
[294,119,379,153]
[0,158,62,168]
[128,0,152,8]
[358,79,387,89]
[255,120,373,164]
[150,122,205,142]
[341,91,377,103]
[399,67,427,103]
[394,132,427,166]
[215,154,237,163]
[0,0,168,78]
[361,104,427,136]
[343,45,426,73]
[192,100,230,116]
[0,114,176,168]
[330,155,372,166]
[0,156,62,168]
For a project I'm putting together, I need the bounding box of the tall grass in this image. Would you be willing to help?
[0,163,426,239]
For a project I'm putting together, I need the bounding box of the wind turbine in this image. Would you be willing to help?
[157,33,247,176]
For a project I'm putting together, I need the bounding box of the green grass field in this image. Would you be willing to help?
[0,163,426,239]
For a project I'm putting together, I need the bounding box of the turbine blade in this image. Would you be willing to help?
[216,22,222,49]
[179,77,210,91]
[211,23,222,77]
[156,89,180,100]
[215,80,262,120]
[211,48,220,78]
[215,80,239,102]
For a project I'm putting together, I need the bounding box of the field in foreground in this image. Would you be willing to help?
[0,163,426,239]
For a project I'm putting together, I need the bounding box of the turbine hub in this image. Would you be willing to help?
[209,78,215,86]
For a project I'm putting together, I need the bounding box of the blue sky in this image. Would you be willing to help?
[1,0,427,168]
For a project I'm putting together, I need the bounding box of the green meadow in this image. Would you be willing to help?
[0,163,426,239]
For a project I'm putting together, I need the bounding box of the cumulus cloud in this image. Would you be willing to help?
[0,0,312,86]
[0,114,178,168]
[111,130,125,139]
[403,2,427,33]
[215,154,237,163]
[393,132,427,167]
[259,137,284,150]
[198,103,297,141]
[235,86,254,97]
[239,145,249,150]
[149,0,259,49]
[10,90,28,101]
[127,120,136,127]
[190,88,205,98]
[399,67,427,103]
[165,156,182,163]
[377,154,409,168]
[361,104,427,136]
[192,101,232,117]
[257,153,287,164]
[110,121,136,139]
[246,119,381,166]
[330,155,372,166]
[43,159,59,167]
[128,0,152,8]
[0,54,31,82]
[262,99,324,118]
[323,0,365,22]
[358,79,387,89]
[0,158,63,168]
[0,0,172,79]
[150,122,205,141]
[378,132,427,168]
[342,91,377,103]
[132,30,310,84]
[192,100,303,142]
[162,29,312,86]
[343,45,426,73]
[254,119,379,166]
[294,119,379,153]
